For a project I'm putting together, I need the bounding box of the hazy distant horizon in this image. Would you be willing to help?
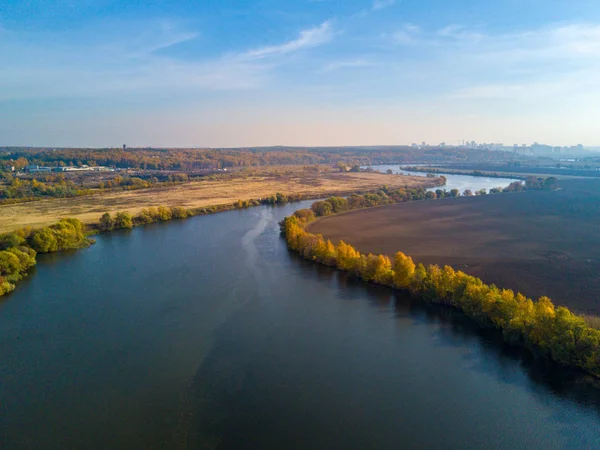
[3,143,599,152]
[2,1,600,147]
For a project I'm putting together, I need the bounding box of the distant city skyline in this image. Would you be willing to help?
[2,0,600,147]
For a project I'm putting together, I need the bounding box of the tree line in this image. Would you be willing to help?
[0,218,91,296]
[0,171,193,205]
[305,178,526,218]
[1,147,513,172]
[94,191,329,232]
[0,187,331,297]
[280,196,600,379]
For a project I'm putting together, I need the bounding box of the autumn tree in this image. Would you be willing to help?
[393,252,415,289]
[114,212,133,229]
[99,213,114,232]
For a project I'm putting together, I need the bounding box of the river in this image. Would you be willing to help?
[368,164,521,193]
[1,178,600,449]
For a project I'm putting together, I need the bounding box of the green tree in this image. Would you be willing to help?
[28,228,59,253]
[99,213,115,232]
[171,206,189,219]
[0,250,21,282]
[0,232,25,251]
[311,201,333,216]
[114,212,133,229]
[157,206,172,221]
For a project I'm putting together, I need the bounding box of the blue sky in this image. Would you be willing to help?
[2,0,600,147]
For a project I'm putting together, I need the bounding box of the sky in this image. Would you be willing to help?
[2,0,600,147]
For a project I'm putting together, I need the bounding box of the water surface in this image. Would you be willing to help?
[368,164,521,193]
[1,198,599,449]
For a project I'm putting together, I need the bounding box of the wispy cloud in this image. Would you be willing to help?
[383,22,600,103]
[0,19,337,101]
[322,59,373,72]
[392,23,420,45]
[436,24,484,42]
[372,0,395,11]
[240,21,334,60]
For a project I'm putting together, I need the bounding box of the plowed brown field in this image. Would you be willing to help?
[309,179,600,314]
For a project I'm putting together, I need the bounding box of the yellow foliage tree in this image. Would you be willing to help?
[393,251,415,289]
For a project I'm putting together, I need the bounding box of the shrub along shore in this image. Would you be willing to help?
[279,189,600,379]
[1,186,440,297]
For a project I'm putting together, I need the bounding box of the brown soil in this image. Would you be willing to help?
[308,179,600,314]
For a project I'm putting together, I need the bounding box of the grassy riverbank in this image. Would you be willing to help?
[0,175,443,298]
[280,188,600,379]
[0,166,438,234]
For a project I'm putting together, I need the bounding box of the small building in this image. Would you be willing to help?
[25,165,52,173]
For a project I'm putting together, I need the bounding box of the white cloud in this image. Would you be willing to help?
[392,23,420,45]
[379,22,600,104]
[0,19,337,100]
[437,24,484,42]
[372,0,395,11]
[240,21,334,60]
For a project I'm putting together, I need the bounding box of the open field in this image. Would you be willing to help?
[0,167,436,233]
[309,179,600,314]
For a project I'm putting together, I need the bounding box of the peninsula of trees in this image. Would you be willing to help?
[279,184,600,379]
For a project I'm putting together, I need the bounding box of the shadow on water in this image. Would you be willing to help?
[284,250,600,404]
[331,264,600,415]
[285,255,600,412]
[182,252,600,449]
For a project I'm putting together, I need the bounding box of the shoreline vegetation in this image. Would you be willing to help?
[401,165,575,183]
[0,166,439,233]
[279,183,600,379]
[0,174,446,298]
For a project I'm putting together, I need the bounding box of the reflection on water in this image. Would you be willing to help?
[1,200,599,449]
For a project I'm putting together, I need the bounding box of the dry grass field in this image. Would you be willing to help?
[0,167,435,233]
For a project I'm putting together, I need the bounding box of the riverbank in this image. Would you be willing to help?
[308,178,600,315]
[404,164,600,180]
[280,184,600,379]
[5,197,600,448]
[0,167,439,233]
[0,174,444,299]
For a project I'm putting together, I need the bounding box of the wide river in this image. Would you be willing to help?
[1,174,600,449]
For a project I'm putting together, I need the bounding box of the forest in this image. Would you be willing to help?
[0,146,512,171]
[280,190,600,379]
